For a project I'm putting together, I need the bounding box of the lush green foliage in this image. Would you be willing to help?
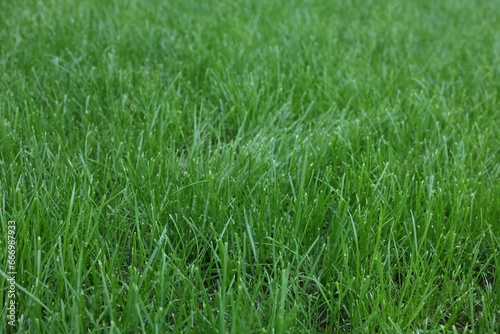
[1,0,499,332]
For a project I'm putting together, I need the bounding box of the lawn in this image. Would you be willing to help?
[1,0,499,332]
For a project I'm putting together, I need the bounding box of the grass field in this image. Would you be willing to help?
[1,0,499,332]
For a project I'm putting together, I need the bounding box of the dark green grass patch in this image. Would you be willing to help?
[1,0,499,332]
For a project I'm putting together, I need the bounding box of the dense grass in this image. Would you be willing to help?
[1,0,499,332]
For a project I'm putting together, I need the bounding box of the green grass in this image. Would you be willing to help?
[1,0,499,332]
